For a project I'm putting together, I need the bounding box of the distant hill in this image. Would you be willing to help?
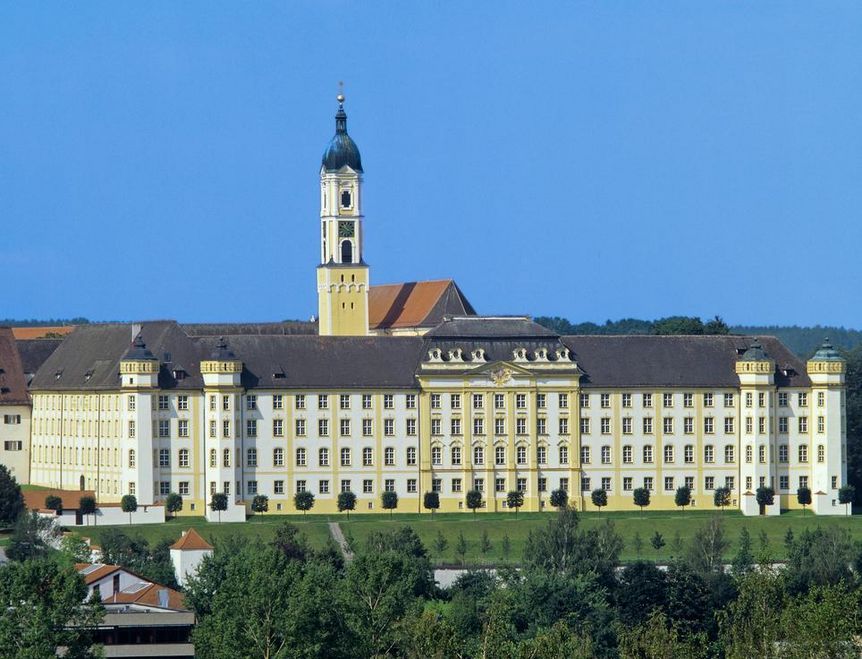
[535,316,862,358]
[0,318,91,327]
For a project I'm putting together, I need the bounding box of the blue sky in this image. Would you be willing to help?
[2,3,860,327]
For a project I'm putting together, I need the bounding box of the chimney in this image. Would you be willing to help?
[131,323,142,340]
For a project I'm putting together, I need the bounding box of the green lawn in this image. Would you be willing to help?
[68,510,859,567]
[20,484,51,492]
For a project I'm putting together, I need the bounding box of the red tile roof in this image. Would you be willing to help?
[369,279,475,330]
[11,326,76,340]
[24,488,97,512]
[169,528,213,551]
[103,582,187,610]
[0,327,30,404]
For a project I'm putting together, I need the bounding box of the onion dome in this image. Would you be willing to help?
[321,94,363,172]
[811,338,843,362]
[210,337,236,361]
[740,339,769,361]
[123,335,156,361]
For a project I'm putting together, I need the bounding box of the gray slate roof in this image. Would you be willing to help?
[563,335,810,388]
[29,320,812,392]
[16,339,62,377]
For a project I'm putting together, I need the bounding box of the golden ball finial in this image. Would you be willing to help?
[336,93,345,104]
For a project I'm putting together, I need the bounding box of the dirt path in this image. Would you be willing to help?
[328,522,354,562]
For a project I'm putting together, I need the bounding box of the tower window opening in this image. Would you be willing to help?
[351,274,355,282]
[341,240,353,263]
[351,302,354,309]
[341,190,352,208]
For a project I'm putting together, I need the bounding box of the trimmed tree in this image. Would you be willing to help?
[838,485,855,516]
[591,488,608,514]
[120,494,137,525]
[713,486,731,511]
[549,488,569,510]
[79,496,97,526]
[650,531,666,560]
[165,492,183,519]
[381,491,398,517]
[506,490,524,516]
[251,494,269,514]
[755,486,775,514]
[423,491,440,515]
[633,487,651,514]
[0,464,24,528]
[337,491,357,519]
[674,485,691,511]
[796,487,812,514]
[45,495,63,515]
[209,492,227,523]
[294,491,314,516]
[466,489,483,515]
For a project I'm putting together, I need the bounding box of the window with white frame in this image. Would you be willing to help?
[384,447,395,466]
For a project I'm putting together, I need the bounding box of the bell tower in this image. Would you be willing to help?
[317,92,370,336]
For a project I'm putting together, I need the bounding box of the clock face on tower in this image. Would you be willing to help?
[338,221,355,238]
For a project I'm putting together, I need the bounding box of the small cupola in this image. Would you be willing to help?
[119,335,160,387]
[321,94,363,172]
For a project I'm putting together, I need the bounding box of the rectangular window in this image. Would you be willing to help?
[725,445,735,463]
[319,480,330,494]
[704,417,714,434]
[580,446,590,464]
[516,393,527,409]
[273,419,284,437]
[430,394,441,409]
[473,418,484,435]
[340,448,351,467]
[601,445,612,464]
[473,394,484,409]
[363,479,374,494]
[275,480,286,495]
[451,446,462,465]
[273,394,283,410]
[178,481,189,496]
[158,420,170,438]
[663,393,673,408]
[362,419,373,436]
[705,476,715,490]
[128,420,136,439]
[517,477,527,493]
[759,445,766,463]
[159,449,170,467]
[683,393,693,408]
[798,417,808,433]
[601,477,611,492]
[295,394,306,410]
[516,445,527,465]
[817,391,825,407]
[362,394,373,409]
[318,419,329,436]
[537,393,547,409]
[451,478,462,493]
[406,394,417,409]
[209,395,216,411]
[452,418,462,435]
[559,393,569,409]
[246,395,257,411]
[339,394,350,410]
[622,445,632,463]
[384,419,394,436]
[745,392,753,408]
[663,445,673,463]
[623,477,633,491]
[798,392,808,407]
[778,392,788,407]
[495,446,505,465]
[817,416,825,433]
[158,395,169,410]
[600,393,610,409]
[600,418,610,434]
[450,394,461,410]
[222,420,230,438]
[724,417,734,434]
[643,417,653,434]
[579,418,590,434]
[177,420,189,438]
[318,448,329,467]
[665,476,674,491]
[494,393,505,409]
[779,475,789,491]
[685,476,694,490]
[703,393,713,407]
[432,446,442,466]
[538,477,547,493]
[340,419,351,437]
[247,448,259,467]
[406,418,417,436]
[495,418,506,435]
[538,445,548,464]
[495,477,506,493]
[683,417,693,434]
[725,476,735,490]
[817,444,825,463]
[295,419,306,437]
[537,417,547,435]
[273,448,284,466]
[622,393,632,408]
[581,476,591,492]
[559,418,569,435]
[222,395,230,411]
[384,447,395,466]
[246,419,258,438]
[473,478,484,493]
[516,417,526,435]
[684,445,694,463]
[160,481,170,496]
[318,395,328,410]
[128,396,136,411]
[406,446,417,465]
[179,449,189,467]
[622,417,632,434]
[362,447,373,466]
[799,475,808,489]
[383,394,394,410]
[643,393,653,408]
[407,479,417,494]
[644,476,653,491]
[724,393,734,407]
[704,445,714,463]
[663,417,674,434]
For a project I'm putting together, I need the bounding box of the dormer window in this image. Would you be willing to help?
[341,189,352,209]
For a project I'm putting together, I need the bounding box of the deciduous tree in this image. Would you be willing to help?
[337,491,356,519]
[251,494,269,514]
[466,490,483,515]
[165,492,183,518]
[674,485,691,511]
[423,491,439,515]
[549,488,568,509]
[590,488,607,514]
[209,492,227,523]
[633,487,650,513]
[120,494,137,525]
[381,491,398,516]
[506,490,524,516]
[0,464,24,528]
[294,490,315,516]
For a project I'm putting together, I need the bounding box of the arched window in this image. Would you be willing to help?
[341,189,352,208]
[341,240,353,263]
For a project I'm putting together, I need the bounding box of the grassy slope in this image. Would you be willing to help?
[70,509,857,566]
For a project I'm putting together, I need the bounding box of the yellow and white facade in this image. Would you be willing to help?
[11,97,850,518]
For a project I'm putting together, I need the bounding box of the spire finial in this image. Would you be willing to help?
[336,80,345,106]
